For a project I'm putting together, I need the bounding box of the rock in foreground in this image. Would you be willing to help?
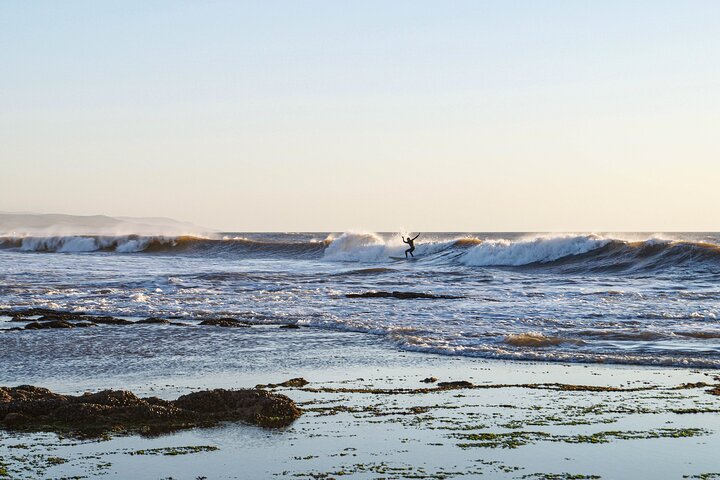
[0,385,301,436]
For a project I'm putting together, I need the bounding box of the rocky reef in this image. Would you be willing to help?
[0,385,302,436]
[0,308,252,330]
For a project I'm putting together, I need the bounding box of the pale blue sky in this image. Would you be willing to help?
[2,1,719,231]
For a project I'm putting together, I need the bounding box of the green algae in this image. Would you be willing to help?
[671,407,720,414]
[298,381,678,396]
[2,372,719,478]
[454,428,707,449]
[127,445,219,456]
[277,461,486,479]
[521,474,601,479]
[456,431,549,449]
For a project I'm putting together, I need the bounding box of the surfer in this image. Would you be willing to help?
[401,233,420,258]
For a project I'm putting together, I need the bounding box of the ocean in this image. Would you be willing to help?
[2,231,719,369]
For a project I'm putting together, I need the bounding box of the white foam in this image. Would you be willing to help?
[115,238,151,253]
[459,235,610,267]
[323,232,403,262]
[323,232,456,262]
[13,235,171,253]
[323,232,617,265]
[131,293,149,302]
[56,237,98,253]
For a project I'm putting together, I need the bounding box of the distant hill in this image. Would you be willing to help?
[0,213,212,236]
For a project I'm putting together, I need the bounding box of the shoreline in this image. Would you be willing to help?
[2,308,720,478]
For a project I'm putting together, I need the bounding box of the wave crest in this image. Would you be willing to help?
[460,235,609,267]
[2,232,720,272]
[0,235,186,253]
[503,332,585,348]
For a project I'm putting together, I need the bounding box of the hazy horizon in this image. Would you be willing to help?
[3,1,719,231]
[2,211,719,235]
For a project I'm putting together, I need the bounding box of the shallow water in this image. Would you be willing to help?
[2,332,719,480]
[2,232,720,368]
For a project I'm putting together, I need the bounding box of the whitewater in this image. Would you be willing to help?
[2,227,720,368]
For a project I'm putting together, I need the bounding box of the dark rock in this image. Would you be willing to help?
[174,389,301,428]
[256,378,309,389]
[421,377,438,383]
[436,381,474,390]
[345,291,462,300]
[24,320,75,330]
[88,316,133,325]
[0,385,301,436]
[1,308,74,318]
[7,308,133,325]
[199,318,250,328]
[1,327,24,332]
[4,308,131,326]
[137,317,170,324]
[169,322,191,326]
[279,324,301,329]
[11,314,77,322]
[73,322,96,328]
[3,412,31,426]
[37,314,80,322]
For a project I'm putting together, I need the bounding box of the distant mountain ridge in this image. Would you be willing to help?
[0,213,211,236]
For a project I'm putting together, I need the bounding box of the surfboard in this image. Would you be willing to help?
[389,256,418,261]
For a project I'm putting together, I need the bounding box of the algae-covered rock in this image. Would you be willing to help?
[256,378,309,389]
[198,318,251,328]
[24,320,75,330]
[137,317,171,324]
[175,389,301,428]
[5,308,130,325]
[707,385,720,396]
[437,381,474,390]
[0,385,301,436]
[88,316,133,325]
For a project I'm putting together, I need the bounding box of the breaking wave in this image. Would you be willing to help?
[458,235,609,266]
[0,235,184,253]
[2,232,719,273]
[0,235,329,255]
[321,232,454,262]
[318,233,720,273]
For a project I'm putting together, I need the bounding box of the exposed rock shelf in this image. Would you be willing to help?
[0,385,302,436]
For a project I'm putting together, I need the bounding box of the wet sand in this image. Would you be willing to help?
[2,321,720,479]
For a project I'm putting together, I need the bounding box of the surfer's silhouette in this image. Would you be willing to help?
[402,233,420,258]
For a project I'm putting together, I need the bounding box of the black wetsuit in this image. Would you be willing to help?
[403,235,419,258]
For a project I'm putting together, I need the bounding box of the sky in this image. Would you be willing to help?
[1,1,719,232]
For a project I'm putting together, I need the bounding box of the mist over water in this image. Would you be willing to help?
[1,216,719,369]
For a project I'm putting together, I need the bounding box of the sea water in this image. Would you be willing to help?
[1,232,720,369]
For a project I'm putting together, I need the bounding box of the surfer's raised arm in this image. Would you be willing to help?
[412,233,420,241]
